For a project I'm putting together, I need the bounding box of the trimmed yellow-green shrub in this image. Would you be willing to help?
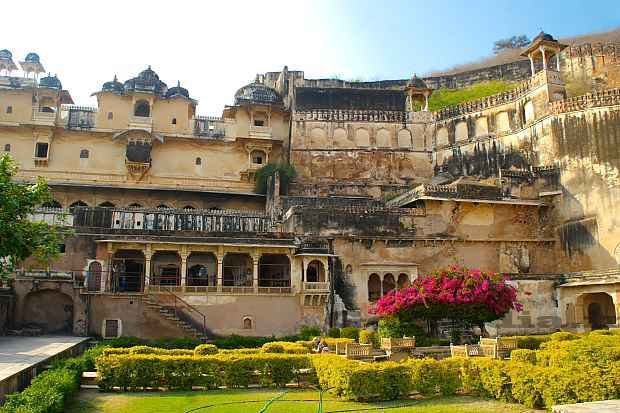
[461,357,512,401]
[311,354,410,401]
[295,340,315,350]
[321,337,355,350]
[359,329,380,348]
[96,352,311,391]
[194,344,218,356]
[261,341,309,354]
[406,358,460,396]
[102,346,194,356]
[510,349,537,364]
[548,331,579,342]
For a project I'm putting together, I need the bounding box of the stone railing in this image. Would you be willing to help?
[37,207,272,233]
[302,282,329,292]
[296,109,407,123]
[434,81,531,122]
[549,88,620,114]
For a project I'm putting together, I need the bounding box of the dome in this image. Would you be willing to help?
[533,31,556,43]
[123,66,167,95]
[0,49,12,60]
[165,81,190,99]
[234,81,282,105]
[102,75,124,93]
[39,74,62,89]
[406,74,428,89]
[24,52,40,63]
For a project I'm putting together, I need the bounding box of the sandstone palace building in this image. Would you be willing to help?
[1,32,619,339]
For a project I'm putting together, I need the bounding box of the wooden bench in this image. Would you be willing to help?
[450,343,482,358]
[345,343,373,360]
[380,337,416,352]
[479,337,518,359]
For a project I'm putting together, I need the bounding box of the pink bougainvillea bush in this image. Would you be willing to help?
[372,265,522,327]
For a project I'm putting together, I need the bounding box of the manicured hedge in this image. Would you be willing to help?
[103,346,194,356]
[194,344,218,356]
[96,353,312,390]
[0,347,99,413]
[261,341,309,354]
[359,330,380,348]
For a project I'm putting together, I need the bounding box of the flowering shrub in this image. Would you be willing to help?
[372,265,522,326]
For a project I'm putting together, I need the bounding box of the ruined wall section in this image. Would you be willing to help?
[562,42,620,92]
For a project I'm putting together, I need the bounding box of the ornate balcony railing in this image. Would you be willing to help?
[302,282,329,292]
[64,105,97,130]
[194,116,225,138]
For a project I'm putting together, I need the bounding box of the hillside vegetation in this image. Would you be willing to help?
[427,80,518,111]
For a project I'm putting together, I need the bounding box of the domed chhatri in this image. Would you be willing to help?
[406,74,428,89]
[24,52,40,63]
[234,79,283,105]
[0,49,12,60]
[39,73,62,89]
[165,80,190,99]
[532,31,556,43]
[102,75,124,94]
[123,66,167,95]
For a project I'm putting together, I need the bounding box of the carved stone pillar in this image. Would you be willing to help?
[217,246,224,292]
[252,251,260,293]
[180,252,188,287]
[144,245,152,289]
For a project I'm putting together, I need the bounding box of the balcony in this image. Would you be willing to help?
[129,115,153,132]
[31,110,57,126]
[193,116,225,138]
[249,125,273,139]
[302,282,329,292]
[64,106,97,130]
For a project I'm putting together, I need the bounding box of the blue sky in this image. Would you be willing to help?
[2,0,618,113]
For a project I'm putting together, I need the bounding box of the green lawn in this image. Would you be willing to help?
[427,80,519,111]
[66,389,541,413]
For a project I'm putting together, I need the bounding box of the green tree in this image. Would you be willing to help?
[0,154,68,278]
[254,162,296,194]
[493,35,530,53]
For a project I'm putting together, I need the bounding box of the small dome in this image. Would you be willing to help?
[0,49,12,60]
[123,66,167,95]
[24,52,40,63]
[234,81,282,105]
[406,74,428,89]
[39,74,62,89]
[165,80,190,99]
[102,75,124,93]
[533,31,555,43]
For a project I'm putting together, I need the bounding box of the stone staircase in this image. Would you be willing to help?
[143,295,207,340]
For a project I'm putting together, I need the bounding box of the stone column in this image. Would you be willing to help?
[424,93,429,111]
[144,245,152,290]
[103,251,113,292]
[217,247,224,293]
[252,251,260,293]
[556,52,561,71]
[529,56,535,76]
[540,47,547,70]
[180,251,188,288]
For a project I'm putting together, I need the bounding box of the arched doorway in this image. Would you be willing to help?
[223,253,253,286]
[383,273,396,295]
[306,260,325,283]
[187,252,217,286]
[258,254,291,287]
[86,261,102,292]
[581,292,617,330]
[23,290,73,333]
[368,273,381,302]
[111,249,145,292]
[151,251,181,286]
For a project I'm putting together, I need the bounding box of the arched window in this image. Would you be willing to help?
[98,201,116,208]
[3,143,10,152]
[368,273,381,302]
[306,260,325,283]
[171,118,177,125]
[134,100,150,117]
[107,112,113,120]
[69,200,88,210]
[397,273,410,288]
[79,149,89,159]
[195,157,202,165]
[251,150,266,165]
[383,273,396,295]
[6,106,12,114]
[243,317,253,329]
[87,261,102,292]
